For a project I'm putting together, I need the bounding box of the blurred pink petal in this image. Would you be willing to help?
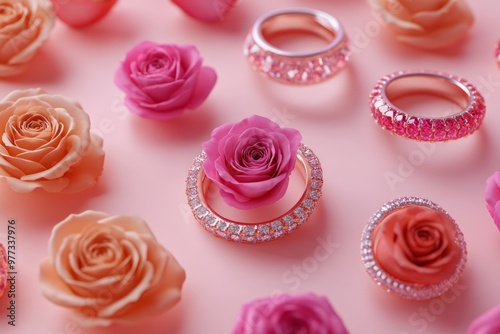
[51,0,118,28]
[172,0,237,23]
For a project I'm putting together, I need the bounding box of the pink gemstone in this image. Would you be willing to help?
[405,117,419,139]
[393,114,406,136]
[419,119,433,141]
[464,112,476,132]
[382,115,394,131]
[446,119,458,140]
[456,116,469,138]
[433,119,446,141]
[371,108,382,124]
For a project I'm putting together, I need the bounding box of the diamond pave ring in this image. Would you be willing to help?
[244,8,350,85]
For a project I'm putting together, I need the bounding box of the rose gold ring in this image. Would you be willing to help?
[186,144,323,243]
[243,8,350,85]
[361,197,467,301]
[370,70,486,141]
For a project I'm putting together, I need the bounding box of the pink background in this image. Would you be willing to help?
[1,0,500,333]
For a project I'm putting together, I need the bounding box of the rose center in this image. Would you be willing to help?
[147,58,167,72]
[417,229,432,240]
[280,315,309,334]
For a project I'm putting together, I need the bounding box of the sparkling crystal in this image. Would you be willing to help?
[216,221,228,231]
[446,118,458,140]
[243,225,256,236]
[259,235,271,242]
[258,225,270,235]
[433,119,446,141]
[405,117,419,139]
[229,224,241,235]
[393,113,406,136]
[186,188,198,199]
[311,180,322,189]
[303,199,314,210]
[283,215,294,225]
[271,221,282,231]
[261,56,273,72]
[456,116,468,138]
[204,215,216,226]
[294,207,306,220]
[189,197,201,208]
[244,236,256,243]
[419,119,433,141]
[311,169,322,179]
[195,206,207,218]
[249,44,260,54]
[287,69,298,79]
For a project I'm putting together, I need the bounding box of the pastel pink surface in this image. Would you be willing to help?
[0,1,500,334]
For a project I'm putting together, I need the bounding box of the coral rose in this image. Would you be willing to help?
[232,293,349,334]
[39,211,186,326]
[485,170,500,231]
[0,0,56,76]
[0,89,104,193]
[468,305,500,334]
[50,0,118,28]
[114,41,217,120]
[202,115,302,210]
[373,205,461,285]
[368,0,474,49]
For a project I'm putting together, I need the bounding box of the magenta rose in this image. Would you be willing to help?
[232,293,349,334]
[114,41,217,120]
[468,305,500,334]
[202,115,302,210]
[485,171,500,231]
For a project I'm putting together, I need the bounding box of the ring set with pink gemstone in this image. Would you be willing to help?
[243,8,487,142]
[185,7,481,301]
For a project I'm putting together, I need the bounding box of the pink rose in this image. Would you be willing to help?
[171,0,237,23]
[114,41,217,120]
[202,115,302,210]
[50,0,118,28]
[485,171,500,231]
[232,293,349,334]
[0,244,7,298]
[39,211,186,326]
[373,206,462,285]
[369,0,474,49]
[0,0,56,76]
[468,305,500,334]
[0,89,105,193]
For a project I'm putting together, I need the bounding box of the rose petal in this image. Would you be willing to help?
[468,305,500,334]
[185,66,217,109]
[171,0,237,23]
[51,0,118,28]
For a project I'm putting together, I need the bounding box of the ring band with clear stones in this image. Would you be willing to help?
[243,8,350,85]
[186,144,323,243]
[361,197,467,301]
[369,70,486,141]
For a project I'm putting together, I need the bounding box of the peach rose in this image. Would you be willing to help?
[0,89,104,193]
[0,0,56,77]
[39,211,186,326]
[368,0,474,49]
[373,205,461,285]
